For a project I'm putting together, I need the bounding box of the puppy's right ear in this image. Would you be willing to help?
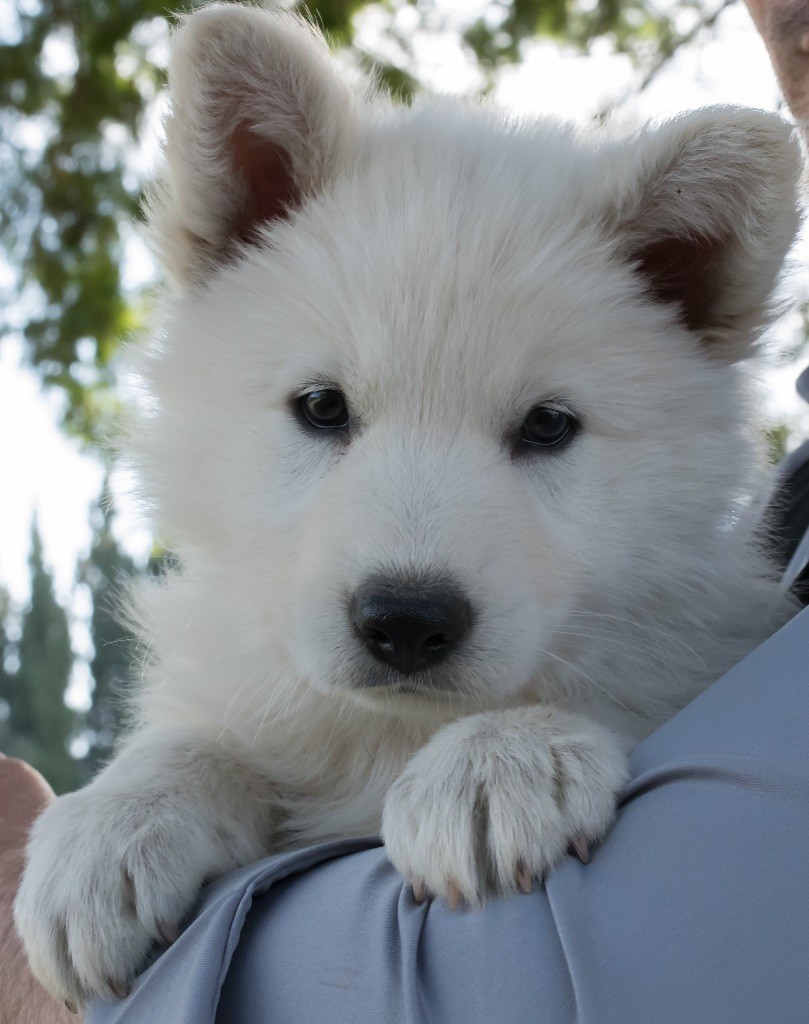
[147,4,356,285]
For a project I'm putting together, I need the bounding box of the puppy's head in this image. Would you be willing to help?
[137,5,801,719]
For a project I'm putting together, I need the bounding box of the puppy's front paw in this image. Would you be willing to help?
[15,785,232,1007]
[382,708,628,907]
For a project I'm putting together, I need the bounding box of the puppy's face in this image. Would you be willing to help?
[140,8,799,718]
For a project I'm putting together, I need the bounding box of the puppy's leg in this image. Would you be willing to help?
[382,707,629,906]
[14,729,275,1008]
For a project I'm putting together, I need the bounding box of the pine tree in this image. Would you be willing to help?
[81,485,138,774]
[0,521,80,793]
[0,585,14,745]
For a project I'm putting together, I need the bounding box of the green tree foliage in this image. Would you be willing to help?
[0,522,80,793]
[1,0,727,444]
[1,0,169,442]
[463,0,735,87]
[766,422,791,465]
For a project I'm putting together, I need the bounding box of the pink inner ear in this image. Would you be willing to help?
[635,233,726,333]
[229,123,300,245]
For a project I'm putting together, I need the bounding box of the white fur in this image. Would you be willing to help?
[15,3,802,1005]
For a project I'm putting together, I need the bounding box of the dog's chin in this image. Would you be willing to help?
[341,681,468,719]
[310,662,475,718]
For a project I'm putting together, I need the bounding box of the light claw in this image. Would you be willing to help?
[570,836,591,864]
[108,978,129,1001]
[446,883,462,912]
[516,861,533,894]
[412,880,426,904]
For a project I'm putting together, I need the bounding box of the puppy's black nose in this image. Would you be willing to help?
[350,579,473,676]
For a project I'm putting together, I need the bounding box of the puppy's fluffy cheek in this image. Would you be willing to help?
[287,574,356,694]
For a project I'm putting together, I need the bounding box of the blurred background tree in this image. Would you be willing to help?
[0,522,79,793]
[0,0,804,790]
[0,493,141,789]
[78,482,141,775]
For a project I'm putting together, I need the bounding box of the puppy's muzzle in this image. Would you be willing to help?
[350,577,473,678]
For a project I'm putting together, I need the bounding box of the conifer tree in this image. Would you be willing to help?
[0,585,14,746]
[81,485,138,774]
[0,522,79,793]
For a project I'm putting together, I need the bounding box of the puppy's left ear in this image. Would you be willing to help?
[600,108,802,360]
[147,4,357,285]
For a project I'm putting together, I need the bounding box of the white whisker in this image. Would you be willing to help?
[537,646,634,714]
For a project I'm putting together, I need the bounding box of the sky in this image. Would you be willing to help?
[1,0,808,619]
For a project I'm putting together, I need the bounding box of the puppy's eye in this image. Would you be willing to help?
[298,389,349,430]
[519,406,576,449]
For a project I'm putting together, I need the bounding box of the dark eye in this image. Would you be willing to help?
[519,406,576,449]
[298,389,349,430]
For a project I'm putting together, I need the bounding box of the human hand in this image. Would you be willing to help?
[0,753,82,1022]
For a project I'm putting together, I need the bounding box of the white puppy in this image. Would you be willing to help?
[15,3,802,1008]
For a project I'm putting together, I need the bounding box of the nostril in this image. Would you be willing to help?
[349,577,474,677]
[365,627,394,653]
[424,633,449,651]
